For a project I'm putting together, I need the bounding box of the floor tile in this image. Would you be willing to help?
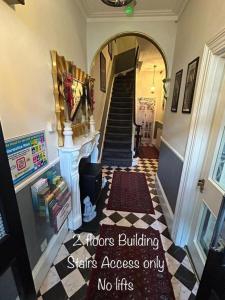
[62,269,85,297]
[54,245,70,265]
[175,265,197,291]
[38,158,198,299]
[165,252,181,275]
[133,219,149,229]
[116,218,133,227]
[109,211,123,223]
[55,256,74,280]
[70,284,88,300]
[125,213,139,224]
[167,244,187,263]
[40,267,61,295]
[141,214,155,225]
[42,282,67,300]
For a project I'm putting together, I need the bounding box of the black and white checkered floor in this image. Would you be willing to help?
[37,158,199,300]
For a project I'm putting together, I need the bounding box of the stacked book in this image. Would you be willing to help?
[31,175,72,232]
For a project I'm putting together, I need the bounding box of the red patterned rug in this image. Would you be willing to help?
[139,146,159,159]
[86,225,175,300]
[107,171,154,214]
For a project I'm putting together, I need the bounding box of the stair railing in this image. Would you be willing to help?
[98,59,116,161]
[133,46,142,158]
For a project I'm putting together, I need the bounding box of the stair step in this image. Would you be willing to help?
[107,119,131,127]
[114,76,134,82]
[101,70,135,168]
[110,106,132,112]
[105,132,131,139]
[108,113,132,121]
[113,85,132,92]
[111,102,132,108]
[113,83,132,88]
[102,157,132,167]
[107,124,131,129]
[103,151,131,159]
[104,146,131,152]
[112,92,133,97]
[106,127,132,134]
[104,140,131,148]
[111,96,133,102]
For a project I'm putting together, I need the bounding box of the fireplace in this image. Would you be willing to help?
[58,132,101,230]
[79,160,102,217]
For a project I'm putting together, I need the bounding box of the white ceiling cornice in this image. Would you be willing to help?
[87,15,178,23]
[78,0,190,22]
[87,9,178,22]
[176,0,190,20]
[75,0,88,18]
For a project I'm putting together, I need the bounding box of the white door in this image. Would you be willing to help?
[187,72,225,278]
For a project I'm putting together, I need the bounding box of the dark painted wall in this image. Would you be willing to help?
[0,268,18,300]
[157,141,183,213]
[115,48,136,74]
[16,162,60,269]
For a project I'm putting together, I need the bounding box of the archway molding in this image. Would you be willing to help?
[89,31,168,77]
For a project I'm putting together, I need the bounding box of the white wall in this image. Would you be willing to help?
[115,36,137,54]
[162,0,225,157]
[0,0,87,162]
[87,20,177,75]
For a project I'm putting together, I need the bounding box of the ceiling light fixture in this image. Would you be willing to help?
[124,4,134,16]
[101,0,133,7]
[151,65,157,94]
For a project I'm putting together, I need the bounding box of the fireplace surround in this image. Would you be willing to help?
[59,131,100,230]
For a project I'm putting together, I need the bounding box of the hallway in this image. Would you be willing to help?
[38,158,198,299]
[2,1,225,299]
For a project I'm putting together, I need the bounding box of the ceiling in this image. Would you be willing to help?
[77,0,189,19]
[137,37,165,72]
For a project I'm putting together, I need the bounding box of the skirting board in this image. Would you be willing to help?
[32,221,68,292]
[155,174,174,236]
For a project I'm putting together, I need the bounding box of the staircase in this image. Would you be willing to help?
[102,70,135,167]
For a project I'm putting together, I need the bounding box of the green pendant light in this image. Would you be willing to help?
[124,5,134,16]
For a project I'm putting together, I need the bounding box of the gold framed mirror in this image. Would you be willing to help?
[50,50,94,146]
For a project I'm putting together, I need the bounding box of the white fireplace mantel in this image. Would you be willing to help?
[58,131,100,230]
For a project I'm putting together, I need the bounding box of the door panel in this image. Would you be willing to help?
[0,212,6,240]
[0,122,36,300]
[187,71,225,277]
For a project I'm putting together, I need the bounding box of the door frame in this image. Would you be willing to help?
[0,122,36,299]
[172,28,225,247]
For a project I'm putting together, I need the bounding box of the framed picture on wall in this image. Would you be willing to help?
[182,57,199,113]
[171,69,183,112]
[108,42,113,60]
[100,52,106,93]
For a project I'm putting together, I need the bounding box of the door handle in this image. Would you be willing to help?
[198,179,205,193]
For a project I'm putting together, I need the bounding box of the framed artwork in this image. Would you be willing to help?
[100,52,106,93]
[182,57,199,113]
[171,69,183,112]
[108,42,113,60]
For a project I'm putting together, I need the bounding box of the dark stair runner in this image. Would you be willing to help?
[102,71,134,167]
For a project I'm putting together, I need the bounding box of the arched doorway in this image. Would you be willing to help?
[90,32,168,75]
[90,32,168,163]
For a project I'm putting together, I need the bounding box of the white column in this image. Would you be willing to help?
[91,133,100,163]
[59,149,82,230]
[63,121,74,148]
